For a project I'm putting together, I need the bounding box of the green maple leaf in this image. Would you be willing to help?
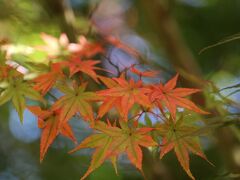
[70,121,157,180]
[52,81,101,123]
[156,116,213,180]
[0,77,43,122]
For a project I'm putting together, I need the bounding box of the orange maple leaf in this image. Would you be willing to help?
[0,64,23,81]
[130,66,159,78]
[97,74,151,120]
[105,36,139,58]
[63,57,101,82]
[33,63,64,95]
[28,106,76,162]
[69,35,104,58]
[70,121,157,180]
[0,66,12,80]
[150,74,209,119]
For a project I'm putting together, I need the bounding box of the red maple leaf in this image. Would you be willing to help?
[130,66,159,78]
[150,74,209,119]
[70,35,104,58]
[28,106,76,162]
[97,74,151,120]
[105,36,139,58]
[33,63,64,95]
[63,57,101,82]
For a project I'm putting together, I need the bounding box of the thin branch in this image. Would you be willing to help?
[199,33,240,54]
[220,82,240,92]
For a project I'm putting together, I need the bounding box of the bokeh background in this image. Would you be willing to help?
[0,0,240,179]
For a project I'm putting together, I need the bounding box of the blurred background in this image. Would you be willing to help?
[0,0,240,179]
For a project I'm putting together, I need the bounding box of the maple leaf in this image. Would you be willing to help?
[69,35,104,58]
[37,33,103,58]
[150,74,209,119]
[97,74,151,120]
[33,63,64,95]
[70,121,157,180]
[0,76,43,122]
[156,116,212,180]
[28,106,76,162]
[37,33,71,57]
[0,66,11,81]
[130,66,159,78]
[52,82,101,123]
[64,57,101,82]
[0,65,22,81]
[105,36,139,58]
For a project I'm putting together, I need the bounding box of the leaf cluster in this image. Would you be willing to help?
[0,33,212,180]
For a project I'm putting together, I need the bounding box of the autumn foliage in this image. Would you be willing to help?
[0,33,212,180]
